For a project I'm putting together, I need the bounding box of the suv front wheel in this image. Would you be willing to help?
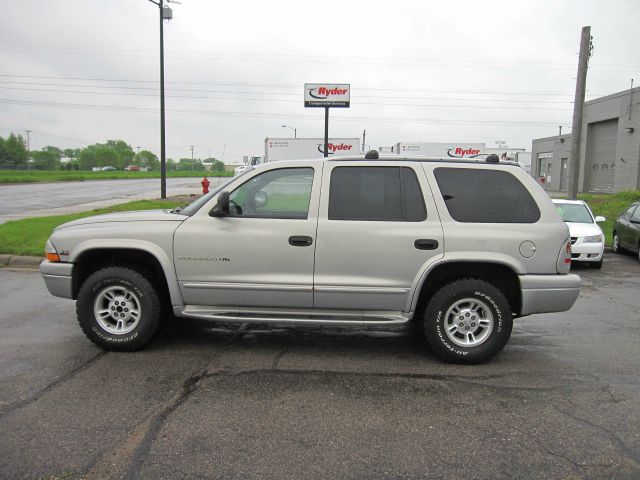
[76,266,163,351]
[422,279,513,364]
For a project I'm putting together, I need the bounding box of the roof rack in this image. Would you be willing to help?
[327,151,520,166]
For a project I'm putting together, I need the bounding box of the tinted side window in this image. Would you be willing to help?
[631,206,640,222]
[228,168,314,219]
[329,166,427,221]
[434,167,541,223]
[622,205,637,219]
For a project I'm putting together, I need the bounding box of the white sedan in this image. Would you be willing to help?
[552,199,605,269]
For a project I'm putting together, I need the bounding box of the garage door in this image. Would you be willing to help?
[586,118,618,193]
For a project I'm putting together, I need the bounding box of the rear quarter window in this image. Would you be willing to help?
[434,167,541,223]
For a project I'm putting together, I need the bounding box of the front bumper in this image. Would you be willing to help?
[40,260,74,299]
[519,274,581,316]
[571,242,604,262]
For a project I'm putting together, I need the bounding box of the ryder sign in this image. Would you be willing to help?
[304,84,350,108]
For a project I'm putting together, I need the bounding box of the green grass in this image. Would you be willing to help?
[0,170,233,184]
[577,190,640,245]
[0,199,181,256]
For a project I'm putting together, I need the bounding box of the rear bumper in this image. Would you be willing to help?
[40,260,74,299]
[519,274,581,316]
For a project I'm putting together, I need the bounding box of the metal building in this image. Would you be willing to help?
[532,86,640,193]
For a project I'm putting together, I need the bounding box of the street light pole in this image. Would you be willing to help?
[148,0,170,199]
[281,124,297,138]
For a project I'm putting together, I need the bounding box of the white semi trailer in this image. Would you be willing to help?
[395,142,486,158]
[265,138,360,162]
[394,142,530,172]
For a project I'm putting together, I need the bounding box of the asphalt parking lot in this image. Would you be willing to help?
[1,253,639,479]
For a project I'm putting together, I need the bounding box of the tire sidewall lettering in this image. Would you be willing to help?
[435,290,501,356]
[91,278,145,300]
[91,326,139,343]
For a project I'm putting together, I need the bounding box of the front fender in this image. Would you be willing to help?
[70,239,183,306]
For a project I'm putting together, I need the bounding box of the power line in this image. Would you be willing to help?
[0,86,574,111]
[0,80,579,104]
[0,74,599,97]
[0,46,637,72]
[0,97,571,127]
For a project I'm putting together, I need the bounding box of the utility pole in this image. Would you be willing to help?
[25,130,31,153]
[567,26,593,199]
[190,145,194,171]
[362,129,366,153]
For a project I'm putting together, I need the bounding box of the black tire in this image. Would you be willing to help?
[76,266,163,351]
[422,279,513,364]
[612,232,622,254]
[591,259,603,269]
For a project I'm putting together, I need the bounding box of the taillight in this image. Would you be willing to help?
[556,238,572,274]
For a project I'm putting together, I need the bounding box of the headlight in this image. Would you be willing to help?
[582,235,602,243]
[45,239,60,262]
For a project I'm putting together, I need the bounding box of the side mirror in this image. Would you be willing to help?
[594,216,606,223]
[210,191,230,217]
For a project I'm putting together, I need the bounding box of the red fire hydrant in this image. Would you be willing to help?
[201,176,210,194]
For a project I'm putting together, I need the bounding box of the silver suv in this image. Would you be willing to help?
[40,153,580,363]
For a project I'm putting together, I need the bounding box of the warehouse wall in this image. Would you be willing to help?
[531,87,640,193]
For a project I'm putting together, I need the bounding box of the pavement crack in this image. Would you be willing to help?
[199,367,586,393]
[83,368,210,480]
[271,343,291,369]
[0,350,107,417]
[509,424,613,470]
[554,406,640,468]
[83,324,249,480]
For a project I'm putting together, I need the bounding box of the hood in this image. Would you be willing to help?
[55,209,187,230]
[565,221,603,238]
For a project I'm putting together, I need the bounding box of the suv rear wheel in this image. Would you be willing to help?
[422,279,513,364]
[76,267,163,351]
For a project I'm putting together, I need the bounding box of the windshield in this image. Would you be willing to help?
[554,203,593,224]
[177,170,251,216]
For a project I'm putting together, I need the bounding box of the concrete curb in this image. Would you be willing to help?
[0,255,43,269]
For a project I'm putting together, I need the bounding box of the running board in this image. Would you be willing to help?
[174,305,413,327]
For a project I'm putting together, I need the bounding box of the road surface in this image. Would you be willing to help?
[0,177,228,223]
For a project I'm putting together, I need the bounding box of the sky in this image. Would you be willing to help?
[0,0,638,163]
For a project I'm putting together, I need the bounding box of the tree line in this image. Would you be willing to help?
[0,133,225,172]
